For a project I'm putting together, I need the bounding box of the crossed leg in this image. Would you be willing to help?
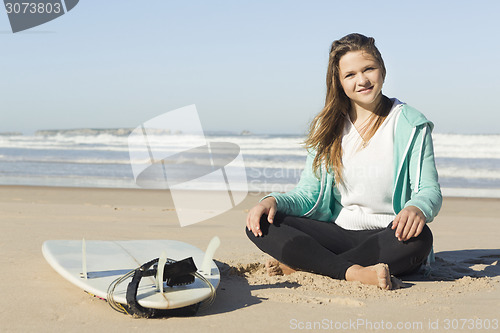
[246,213,433,289]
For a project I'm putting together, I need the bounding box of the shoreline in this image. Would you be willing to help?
[3,183,500,200]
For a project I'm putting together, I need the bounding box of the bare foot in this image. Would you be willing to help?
[265,259,297,276]
[345,263,392,290]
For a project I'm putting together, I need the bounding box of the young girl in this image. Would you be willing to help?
[245,33,442,290]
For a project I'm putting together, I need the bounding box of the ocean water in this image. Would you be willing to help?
[1,129,500,198]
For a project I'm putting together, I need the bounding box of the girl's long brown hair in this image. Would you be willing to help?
[304,33,392,184]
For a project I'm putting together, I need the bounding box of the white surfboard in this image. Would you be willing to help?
[42,237,220,312]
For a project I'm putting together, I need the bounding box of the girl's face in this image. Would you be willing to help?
[338,50,384,112]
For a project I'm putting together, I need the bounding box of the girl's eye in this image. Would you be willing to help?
[345,73,354,79]
[364,67,375,72]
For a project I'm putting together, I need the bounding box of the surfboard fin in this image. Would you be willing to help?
[81,238,88,280]
[156,251,167,292]
[201,236,220,276]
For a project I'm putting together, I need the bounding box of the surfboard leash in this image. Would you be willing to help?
[106,257,216,318]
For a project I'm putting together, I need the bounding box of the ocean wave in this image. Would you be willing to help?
[0,136,307,158]
[3,132,500,159]
[433,133,500,159]
[0,131,305,150]
[0,155,306,170]
[1,156,134,165]
[437,167,500,180]
[35,128,135,136]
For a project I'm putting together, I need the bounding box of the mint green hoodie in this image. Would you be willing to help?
[264,104,442,225]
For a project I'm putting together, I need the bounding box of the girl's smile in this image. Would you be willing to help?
[358,86,374,93]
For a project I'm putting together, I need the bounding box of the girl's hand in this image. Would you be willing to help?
[246,197,277,237]
[391,206,426,241]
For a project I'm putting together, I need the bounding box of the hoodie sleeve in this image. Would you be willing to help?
[404,124,443,222]
[260,150,322,217]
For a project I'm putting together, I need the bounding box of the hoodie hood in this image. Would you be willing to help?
[399,104,434,130]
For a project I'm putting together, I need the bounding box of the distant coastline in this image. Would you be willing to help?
[0,132,23,136]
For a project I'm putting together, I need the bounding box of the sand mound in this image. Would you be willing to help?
[216,255,499,307]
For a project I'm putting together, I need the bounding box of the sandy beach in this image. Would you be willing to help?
[1,185,499,332]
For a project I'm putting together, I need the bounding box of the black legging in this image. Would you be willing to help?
[246,213,433,280]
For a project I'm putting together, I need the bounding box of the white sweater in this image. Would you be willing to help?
[334,100,403,230]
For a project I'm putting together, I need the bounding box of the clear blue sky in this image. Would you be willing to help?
[1,0,499,135]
